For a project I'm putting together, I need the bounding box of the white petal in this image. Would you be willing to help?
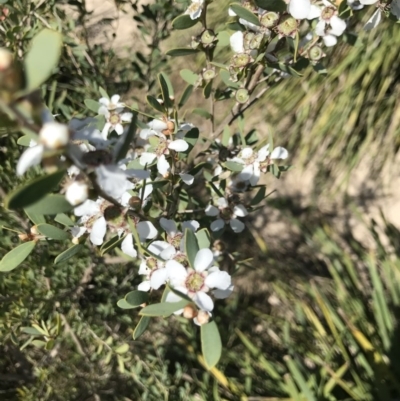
[138,281,151,292]
[159,245,176,260]
[205,270,231,290]
[125,169,151,180]
[249,164,260,186]
[99,97,110,106]
[194,248,214,272]
[257,145,270,161]
[139,152,157,166]
[230,218,245,233]
[96,165,131,199]
[233,204,248,217]
[193,292,214,312]
[289,0,311,19]
[228,7,236,16]
[71,226,86,238]
[16,145,44,175]
[148,119,168,132]
[150,268,168,290]
[315,20,327,36]
[364,9,381,31]
[271,146,288,160]
[205,205,219,217]
[213,285,234,299]
[360,0,377,4]
[157,155,170,176]
[110,94,120,104]
[181,220,199,232]
[148,240,170,256]
[238,164,253,181]
[65,181,88,206]
[121,112,133,122]
[210,219,225,232]
[217,197,228,208]
[74,199,100,217]
[330,16,346,36]
[160,218,177,236]
[323,34,338,47]
[137,221,158,240]
[307,4,321,19]
[139,128,156,140]
[180,173,194,185]
[115,123,124,135]
[139,259,150,275]
[165,289,186,303]
[168,139,189,152]
[120,191,131,207]
[166,260,187,286]
[90,217,107,245]
[241,147,253,159]
[230,31,244,53]
[121,234,137,258]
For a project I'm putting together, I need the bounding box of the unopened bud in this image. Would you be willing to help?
[201,29,216,46]
[128,196,142,210]
[194,310,210,326]
[260,12,279,28]
[308,45,325,62]
[183,305,198,319]
[235,88,249,104]
[65,181,89,206]
[39,122,69,150]
[0,48,13,71]
[202,68,216,80]
[30,225,39,235]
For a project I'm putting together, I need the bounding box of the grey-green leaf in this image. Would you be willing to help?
[25,194,72,215]
[139,300,189,317]
[36,224,69,240]
[0,241,36,272]
[133,316,151,340]
[185,228,199,269]
[201,321,222,369]
[172,14,200,29]
[229,4,260,26]
[24,29,63,92]
[84,99,101,113]
[54,244,83,265]
[180,69,199,86]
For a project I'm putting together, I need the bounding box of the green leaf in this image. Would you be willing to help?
[100,235,124,256]
[21,327,43,336]
[216,31,230,47]
[185,228,199,269]
[25,194,72,215]
[84,99,101,113]
[115,343,129,354]
[140,300,189,317]
[193,108,212,119]
[220,70,240,89]
[183,127,199,155]
[17,135,35,147]
[24,29,63,92]
[116,299,137,309]
[196,228,211,249]
[172,14,200,29]
[223,161,244,172]
[180,69,199,86]
[98,86,108,99]
[229,4,260,26]
[133,316,151,340]
[37,224,69,240]
[201,321,222,369]
[166,48,200,57]
[54,213,74,227]
[203,80,212,99]
[5,170,66,210]
[146,95,165,113]
[54,244,83,265]
[158,72,173,109]
[0,241,36,272]
[121,290,149,308]
[253,0,286,12]
[115,111,138,162]
[250,186,266,205]
[178,85,194,108]
[24,209,45,225]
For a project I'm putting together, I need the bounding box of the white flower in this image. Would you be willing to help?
[98,94,125,112]
[230,31,245,53]
[289,0,311,19]
[232,145,288,186]
[166,248,232,312]
[99,109,132,138]
[185,0,204,20]
[16,122,70,176]
[205,197,248,233]
[65,181,88,206]
[309,1,346,47]
[159,218,199,250]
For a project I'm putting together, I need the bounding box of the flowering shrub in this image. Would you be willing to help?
[1,0,399,369]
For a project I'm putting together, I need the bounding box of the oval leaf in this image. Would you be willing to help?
[84,99,101,113]
[133,316,151,340]
[201,321,222,369]
[139,300,189,317]
[37,224,69,240]
[125,290,149,307]
[54,244,83,265]
[24,29,63,91]
[0,241,36,272]
[25,194,72,215]
[229,4,260,26]
[146,95,165,113]
[117,299,137,309]
[54,213,74,227]
[184,228,199,269]
[180,69,199,86]
[5,170,66,210]
[172,14,200,29]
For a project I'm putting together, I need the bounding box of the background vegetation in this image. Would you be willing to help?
[1,1,400,400]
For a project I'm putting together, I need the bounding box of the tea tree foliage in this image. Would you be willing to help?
[0,0,399,399]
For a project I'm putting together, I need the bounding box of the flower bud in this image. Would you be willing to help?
[65,181,89,206]
[183,305,198,319]
[235,88,249,104]
[202,68,216,81]
[194,310,210,326]
[308,45,325,62]
[30,225,39,235]
[128,196,142,211]
[232,53,252,68]
[260,12,279,28]
[39,122,69,150]
[201,29,216,46]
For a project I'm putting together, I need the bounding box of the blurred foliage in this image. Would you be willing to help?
[1,0,400,400]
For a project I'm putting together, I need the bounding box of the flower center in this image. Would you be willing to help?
[321,7,335,21]
[173,253,189,267]
[110,113,121,125]
[167,233,183,249]
[185,271,205,292]
[146,257,158,270]
[220,207,233,221]
[155,138,169,156]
